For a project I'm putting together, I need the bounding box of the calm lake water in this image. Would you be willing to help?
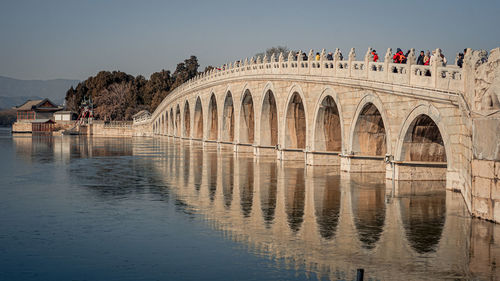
[0,129,499,280]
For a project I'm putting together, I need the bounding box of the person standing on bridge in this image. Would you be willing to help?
[417,51,425,65]
[327,52,333,60]
[315,52,320,61]
[371,50,379,62]
[424,51,431,66]
[393,48,405,63]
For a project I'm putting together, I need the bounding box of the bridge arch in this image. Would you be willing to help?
[349,93,391,156]
[170,108,174,136]
[166,111,170,136]
[208,93,218,141]
[175,104,181,137]
[160,115,164,135]
[260,86,279,147]
[183,100,190,138]
[283,85,308,150]
[193,96,204,139]
[312,88,344,152]
[394,103,452,183]
[222,91,235,142]
[239,89,255,144]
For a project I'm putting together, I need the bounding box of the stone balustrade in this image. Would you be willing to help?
[153,47,463,119]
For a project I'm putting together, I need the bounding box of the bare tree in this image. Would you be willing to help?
[254,46,292,60]
[94,82,132,121]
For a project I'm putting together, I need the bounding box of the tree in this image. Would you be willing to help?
[63,56,201,120]
[254,46,291,59]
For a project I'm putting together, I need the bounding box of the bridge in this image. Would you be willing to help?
[134,47,500,223]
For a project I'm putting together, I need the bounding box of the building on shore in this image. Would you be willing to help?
[12,98,63,133]
[132,110,151,124]
[54,111,77,122]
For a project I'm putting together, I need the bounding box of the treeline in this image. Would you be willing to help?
[0,109,16,126]
[65,56,203,121]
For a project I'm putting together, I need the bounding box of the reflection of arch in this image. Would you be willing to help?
[239,90,255,144]
[221,155,234,209]
[259,161,277,226]
[167,111,170,136]
[349,94,391,155]
[194,97,204,139]
[170,108,174,136]
[350,175,386,249]
[222,92,235,142]
[400,191,446,254]
[284,87,307,149]
[161,115,164,135]
[313,170,341,240]
[284,167,305,232]
[175,105,181,137]
[239,158,254,218]
[207,150,217,202]
[183,145,190,187]
[183,100,190,138]
[193,147,203,191]
[260,89,278,146]
[395,104,451,167]
[313,90,342,151]
[208,94,218,141]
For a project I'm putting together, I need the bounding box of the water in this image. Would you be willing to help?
[0,130,498,280]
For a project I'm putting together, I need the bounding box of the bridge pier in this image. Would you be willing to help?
[305,151,340,166]
[340,155,387,173]
[277,149,305,162]
[254,146,275,157]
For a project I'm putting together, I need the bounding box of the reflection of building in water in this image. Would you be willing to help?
[146,141,499,281]
[14,136,134,164]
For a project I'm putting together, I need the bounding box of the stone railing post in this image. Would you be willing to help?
[348,48,355,77]
[278,52,284,74]
[384,48,392,81]
[364,47,373,77]
[406,48,416,85]
[431,48,444,87]
[333,48,341,76]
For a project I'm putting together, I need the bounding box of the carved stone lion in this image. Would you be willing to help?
[468,48,500,110]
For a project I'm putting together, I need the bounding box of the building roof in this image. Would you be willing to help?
[15,98,62,111]
[132,110,151,118]
[30,119,55,124]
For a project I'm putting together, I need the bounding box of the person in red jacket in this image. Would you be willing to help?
[372,50,379,62]
[393,48,405,63]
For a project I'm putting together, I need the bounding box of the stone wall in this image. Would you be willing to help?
[12,121,32,133]
[471,159,500,221]
[90,123,134,137]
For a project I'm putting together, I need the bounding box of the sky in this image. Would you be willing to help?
[0,0,499,81]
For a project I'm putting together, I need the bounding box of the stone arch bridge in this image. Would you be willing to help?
[134,47,500,222]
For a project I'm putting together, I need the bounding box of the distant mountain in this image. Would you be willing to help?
[0,76,79,109]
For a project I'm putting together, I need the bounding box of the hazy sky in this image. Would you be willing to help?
[1,0,499,81]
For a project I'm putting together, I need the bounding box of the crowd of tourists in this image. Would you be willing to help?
[215,47,467,71]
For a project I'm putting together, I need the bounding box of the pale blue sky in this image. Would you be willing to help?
[1,0,499,80]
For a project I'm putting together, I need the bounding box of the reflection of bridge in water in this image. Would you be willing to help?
[12,136,500,280]
[140,139,496,281]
